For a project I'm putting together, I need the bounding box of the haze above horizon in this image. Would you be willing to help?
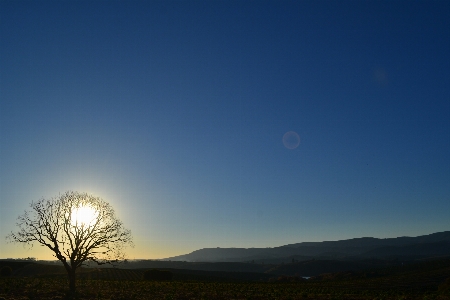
[1,1,449,260]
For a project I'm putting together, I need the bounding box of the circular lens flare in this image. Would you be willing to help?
[283,131,300,149]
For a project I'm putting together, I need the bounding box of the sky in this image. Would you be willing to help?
[1,0,449,260]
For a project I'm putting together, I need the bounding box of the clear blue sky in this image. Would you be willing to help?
[1,0,449,259]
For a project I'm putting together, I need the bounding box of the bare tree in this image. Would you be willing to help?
[7,191,133,293]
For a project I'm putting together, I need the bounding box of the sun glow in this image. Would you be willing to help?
[71,205,99,227]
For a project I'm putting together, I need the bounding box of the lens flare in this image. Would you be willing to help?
[283,131,300,149]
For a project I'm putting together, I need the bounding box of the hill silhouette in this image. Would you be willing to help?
[163,231,450,262]
[2,231,449,281]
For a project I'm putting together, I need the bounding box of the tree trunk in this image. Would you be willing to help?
[68,268,76,294]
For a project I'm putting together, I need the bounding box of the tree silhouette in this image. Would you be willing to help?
[7,191,133,294]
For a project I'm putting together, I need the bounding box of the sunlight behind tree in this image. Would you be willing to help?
[70,205,99,227]
[7,191,133,294]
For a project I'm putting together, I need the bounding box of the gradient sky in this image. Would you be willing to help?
[1,1,449,260]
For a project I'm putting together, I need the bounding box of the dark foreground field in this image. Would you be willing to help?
[1,259,450,299]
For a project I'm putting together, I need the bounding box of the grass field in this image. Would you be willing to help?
[0,259,449,299]
[1,276,450,300]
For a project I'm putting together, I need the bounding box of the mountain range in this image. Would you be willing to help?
[163,231,450,263]
[4,231,448,279]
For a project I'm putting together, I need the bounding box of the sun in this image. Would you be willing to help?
[71,205,99,227]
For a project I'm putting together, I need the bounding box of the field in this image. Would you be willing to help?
[1,259,449,299]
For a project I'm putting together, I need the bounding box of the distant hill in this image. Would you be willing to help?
[2,231,449,281]
[163,231,450,262]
